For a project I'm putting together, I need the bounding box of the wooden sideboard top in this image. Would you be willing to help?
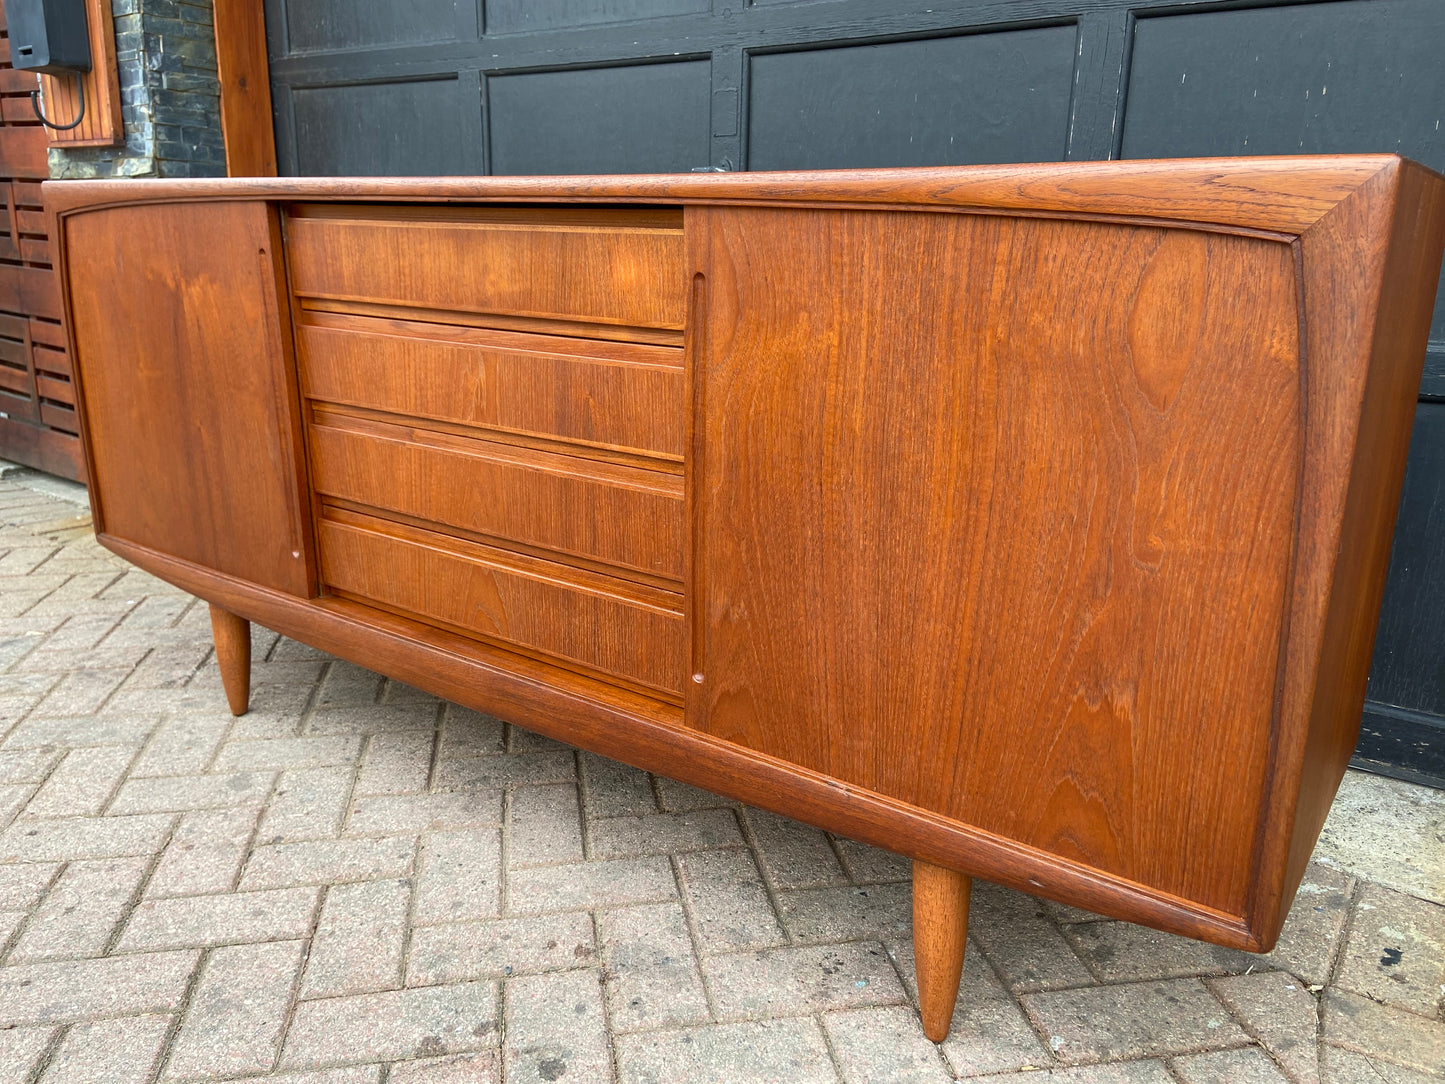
[43,154,1439,236]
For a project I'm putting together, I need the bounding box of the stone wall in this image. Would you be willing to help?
[47,0,225,179]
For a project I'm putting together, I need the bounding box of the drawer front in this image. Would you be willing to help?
[319,512,685,697]
[287,207,686,330]
[299,318,684,460]
[309,411,684,580]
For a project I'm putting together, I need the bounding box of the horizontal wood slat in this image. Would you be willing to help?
[298,315,684,460]
[286,207,687,330]
[318,509,686,697]
[308,408,684,581]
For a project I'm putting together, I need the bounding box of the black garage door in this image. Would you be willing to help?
[263,0,1445,786]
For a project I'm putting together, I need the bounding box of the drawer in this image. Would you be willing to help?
[309,409,684,581]
[298,316,684,460]
[286,205,686,330]
[318,511,685,697]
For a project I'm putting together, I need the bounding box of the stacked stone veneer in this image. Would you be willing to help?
[48,0,225,179]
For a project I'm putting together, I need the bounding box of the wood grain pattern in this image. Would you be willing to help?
[690,207,1302,918]
[317,509,685,698]
[208,604,251,716]
[307,407,684,581]
[61,200,314,596]
[297,314,684,460]
[286,206,687,330]
[212,0,277,177]
[913,861,970,1043]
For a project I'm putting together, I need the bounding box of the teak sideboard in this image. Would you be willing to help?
[44,157,1445,1040]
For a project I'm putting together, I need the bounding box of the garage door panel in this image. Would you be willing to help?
[293,78,480,176]
[487,61,710,175]
[484,0,707,35]
[282,0,474,53]
[746,28,1078,171]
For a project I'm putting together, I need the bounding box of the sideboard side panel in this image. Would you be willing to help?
[689,206,1305,920]
[62,201,316,597]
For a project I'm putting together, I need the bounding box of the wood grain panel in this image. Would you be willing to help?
[318,509,685,697]
[690,208,1303,918]
[298,314,684,459]
[214,0,277,176]
[286,206,686,330]
[62,201,314,595]
[308,408,684,580]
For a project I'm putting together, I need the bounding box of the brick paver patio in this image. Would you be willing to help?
[0,467,1440,1083]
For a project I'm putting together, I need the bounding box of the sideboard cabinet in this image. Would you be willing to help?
[45,157,1445,1039]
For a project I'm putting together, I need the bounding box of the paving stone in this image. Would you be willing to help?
[388,1052,499,1083]
[0,861,57,909]
[145,804,263,898]
[504,969,611,1084]
[1314,772,1445,905]
[776,882,912,943]
[300,878,410,998]
[599,901,709,1032]
[508,856,675,915]
[283,982,498,1069]
[1320,1045,1441,1084]
[742,807,847,890]
[241,835,416,890]
[213,736,362,773]
[1260,863,1354,986]
[1063,920,1253,984]
[705,941,904,1020]
[899,943,1050,1078]
[822,1005,953,1083]
[0,783,32,827]
[17,642,149,673]
[3,712,159,748]
[258,766,356,843]
[676,848,785,953]
[433,751,577,791]
[0,950,198,1025]
[967,881,1095,993]
[316,660,386,707]
[33,668,132,715]
[505,723,572,754]
[354,732,435,795]
[981,1063,1176,1082]
[128,717,232,777]
[251,1070,383,1084]
[0,812,173,861]
[508,783,584,868]
[436,705,505,759]
[0,906,24,945]
[589,808,743,861]
[579,752,655,818]
[118,886,319,951]
[1321,989,1445,1076]
[615,1018,838,1084]
[1021,977,1252,1066]
[655,777,736,812]
[108,770,274,814]
[164,940,304,1080]
[0,1025,55,1082]
[38,1013,172,1084]
[9,855,150,961]
[831,837,912,885]
[25,745,136,815]
[1335,883,1445,1016]
[1209,971,1320,1084]
[1171,1046,1291,1083]
[407,912,595,985]
[415,829,502,924]
[308,703,441,738]
[0,745,63,784]
[346,791,503,835]
[118,645,211,691]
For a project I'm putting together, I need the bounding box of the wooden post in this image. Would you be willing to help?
[208,603,252,716]
[913,859,971,1042]
[213,0,278,177]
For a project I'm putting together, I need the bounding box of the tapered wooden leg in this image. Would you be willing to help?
[913,859,971,1043]
[208,604,251,716]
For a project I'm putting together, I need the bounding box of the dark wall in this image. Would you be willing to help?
[263,0,1445,784]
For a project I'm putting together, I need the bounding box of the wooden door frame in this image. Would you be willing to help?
[213,0,277,177]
